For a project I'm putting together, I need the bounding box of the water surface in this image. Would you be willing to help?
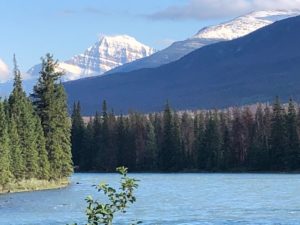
[0,173,300,225]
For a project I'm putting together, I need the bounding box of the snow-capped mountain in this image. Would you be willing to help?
[193,10,300,40]
[28,35,155,81]
[107,10,300,74]
[65,14,300,114]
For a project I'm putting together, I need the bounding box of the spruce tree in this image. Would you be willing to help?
[180,112,193,169]
[231,108,245,167]
[201,112,220,170]
[9,56,39,179]
[173,112,183,170]
[144,120,157,170]
[0,101,12,186]
[116,115,128,167]
[219,111,231,170]
[93,112,102,170]
[8,117,24,180]
[100,100,111,171]
[195,112,206,169]
[285,99,300,170]
[270,97,287,170]
[81,119,94,171]
[159,102,179,171]
[31,54,73,179]
[249,104,269,170]
[71,101,85,167]
[34,116,50,180]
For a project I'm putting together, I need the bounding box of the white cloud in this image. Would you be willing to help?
[0,59,10,83]
[0,58,36,83]
[147,0,300,20]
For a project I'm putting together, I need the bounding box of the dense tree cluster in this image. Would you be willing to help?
[0,54,73,188]
[72,98,300,172]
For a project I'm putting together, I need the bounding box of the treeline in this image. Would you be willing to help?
[72,98,300,172]
[0,55,72,188]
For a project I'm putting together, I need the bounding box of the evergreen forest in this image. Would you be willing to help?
[0,54,73,189]
[71,98,300,172]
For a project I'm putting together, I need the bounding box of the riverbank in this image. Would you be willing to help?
[0,178,70,194]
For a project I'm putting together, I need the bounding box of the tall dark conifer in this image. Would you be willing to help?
[71,101,85,167]
[270,97,287,170]
[285,99,300,170]
[9,56,39,179]
[31,54,73,179]
[159,102,177,171]
[0,101,12,186]
[8,118,24,180]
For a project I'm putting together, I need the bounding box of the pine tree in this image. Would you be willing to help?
[285,99,300,170]
[101,100,110,170]
[231,108,245,167]
[0,101,12,186]
[173,112,183,170]
[8,117,24,180]
[93,112,102,170]
[159,102,181,171]
[242,107,254,163]
[54,84,73,177]
[219,111,231,170]
[31,54,73,179]
[270,97,287,170]
[195,112,206,169]
[71,101,85,167]
[159,102,174,171]
[180,112,194,169]
[130,113,146,170]
[144,120,157,170]
[9,56,39,179]
[78,118,93,170]
[100,100,114,171]
[34,116,50,180]
[249,104,269,170]
[201,112,220,170]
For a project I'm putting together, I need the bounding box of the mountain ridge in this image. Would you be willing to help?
[64,15,300,115]
[105,9,300,75]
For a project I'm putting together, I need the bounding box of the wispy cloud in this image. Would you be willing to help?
[146,0,300,21]
[83,7,109,15]
[0,59,10,84]
[60,7,110,16]
[60,9,77,16]
[155,38,176,48]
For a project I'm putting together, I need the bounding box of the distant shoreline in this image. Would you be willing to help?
[0,178,70,195]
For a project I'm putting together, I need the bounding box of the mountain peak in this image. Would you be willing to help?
[192,9,300,41]
[99,34,137,42]
[95,34,154,52]
[28,34,155,81]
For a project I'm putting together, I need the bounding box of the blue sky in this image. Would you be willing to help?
[0,0,299,82]
[0,0,219,71]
